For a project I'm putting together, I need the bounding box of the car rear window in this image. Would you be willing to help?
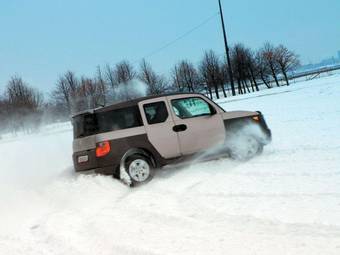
[72,106,143,138]
[73,113,98,139]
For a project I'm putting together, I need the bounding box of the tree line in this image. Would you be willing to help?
[0,42,299,134]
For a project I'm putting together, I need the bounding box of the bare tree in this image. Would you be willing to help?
[260,42,280,87]
[113,60,136,86]
[95,65,108,105]
[139,59,168,95]
[104,64,116,89]
[275,45,300,85]
[0,95,10,133]
[220,57,232,95]
[77,77,107,110]
[5,76,43,133]
[6,76,43,110]
[199,50,226,99]
[172,60,200,92]
[51,71,79,114]
[171,65,183,92]
[51,77,71,114]
[230,44,252,94]
[103,61,136,90]
[64,71,78,92]
[243,48,260,92]
[0,96,6,117]
[102,61,138,101]
[255,50,272,88]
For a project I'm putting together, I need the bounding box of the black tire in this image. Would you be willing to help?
[125,155,154,186]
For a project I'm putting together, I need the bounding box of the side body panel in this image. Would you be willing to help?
[138,97,181,159]
[166,94,226,155]
[73,127,167,175]
[73,126,146,152]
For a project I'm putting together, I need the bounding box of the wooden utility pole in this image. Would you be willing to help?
[218,0,235,96]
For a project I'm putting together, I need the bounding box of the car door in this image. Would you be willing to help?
[166,95,225,155]
[138,97,181,159]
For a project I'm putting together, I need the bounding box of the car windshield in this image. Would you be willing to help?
[72,106,142,138]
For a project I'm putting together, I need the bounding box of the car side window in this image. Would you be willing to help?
[171,97,213,119]
[143,101,169,124]
[96,106,143,133]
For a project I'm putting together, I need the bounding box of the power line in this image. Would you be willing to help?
[136,12,219,63]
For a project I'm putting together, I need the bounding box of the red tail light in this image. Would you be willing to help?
[96,141,111,158]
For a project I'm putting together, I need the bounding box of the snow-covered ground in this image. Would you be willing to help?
[1,74,340,255]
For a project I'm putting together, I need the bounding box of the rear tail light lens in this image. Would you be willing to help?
[96,141,111,158]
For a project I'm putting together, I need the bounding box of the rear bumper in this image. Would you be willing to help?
[73,149,118,175]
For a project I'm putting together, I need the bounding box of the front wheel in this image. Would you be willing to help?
[125,155,154,186]
[228,136,263,161]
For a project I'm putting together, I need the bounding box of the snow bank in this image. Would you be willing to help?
[1,74,340,255]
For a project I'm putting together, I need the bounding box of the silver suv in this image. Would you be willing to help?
[72,93,271,186]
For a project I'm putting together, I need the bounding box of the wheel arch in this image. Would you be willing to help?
[118,147,156,185]
[123,148,156,167]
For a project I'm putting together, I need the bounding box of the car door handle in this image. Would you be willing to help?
[173,124,187,132]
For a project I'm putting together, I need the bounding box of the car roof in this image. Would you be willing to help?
[72,92,203,117]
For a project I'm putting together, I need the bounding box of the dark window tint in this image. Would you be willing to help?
[73,106,142,138]
[171,97,213,119]
[96,106,143,133]
[73,113,98,139]
[143,101,169,124]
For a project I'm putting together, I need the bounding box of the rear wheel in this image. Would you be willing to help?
[125,155,154,186]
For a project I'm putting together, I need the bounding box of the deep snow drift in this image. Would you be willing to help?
[1,75,340,255]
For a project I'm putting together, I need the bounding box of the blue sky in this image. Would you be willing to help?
[0,0,339,93]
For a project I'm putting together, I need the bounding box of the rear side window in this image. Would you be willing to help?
[73,106,142,138]
[96,106,143,133]
[143,101,168,124]
[171,97,213,119]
